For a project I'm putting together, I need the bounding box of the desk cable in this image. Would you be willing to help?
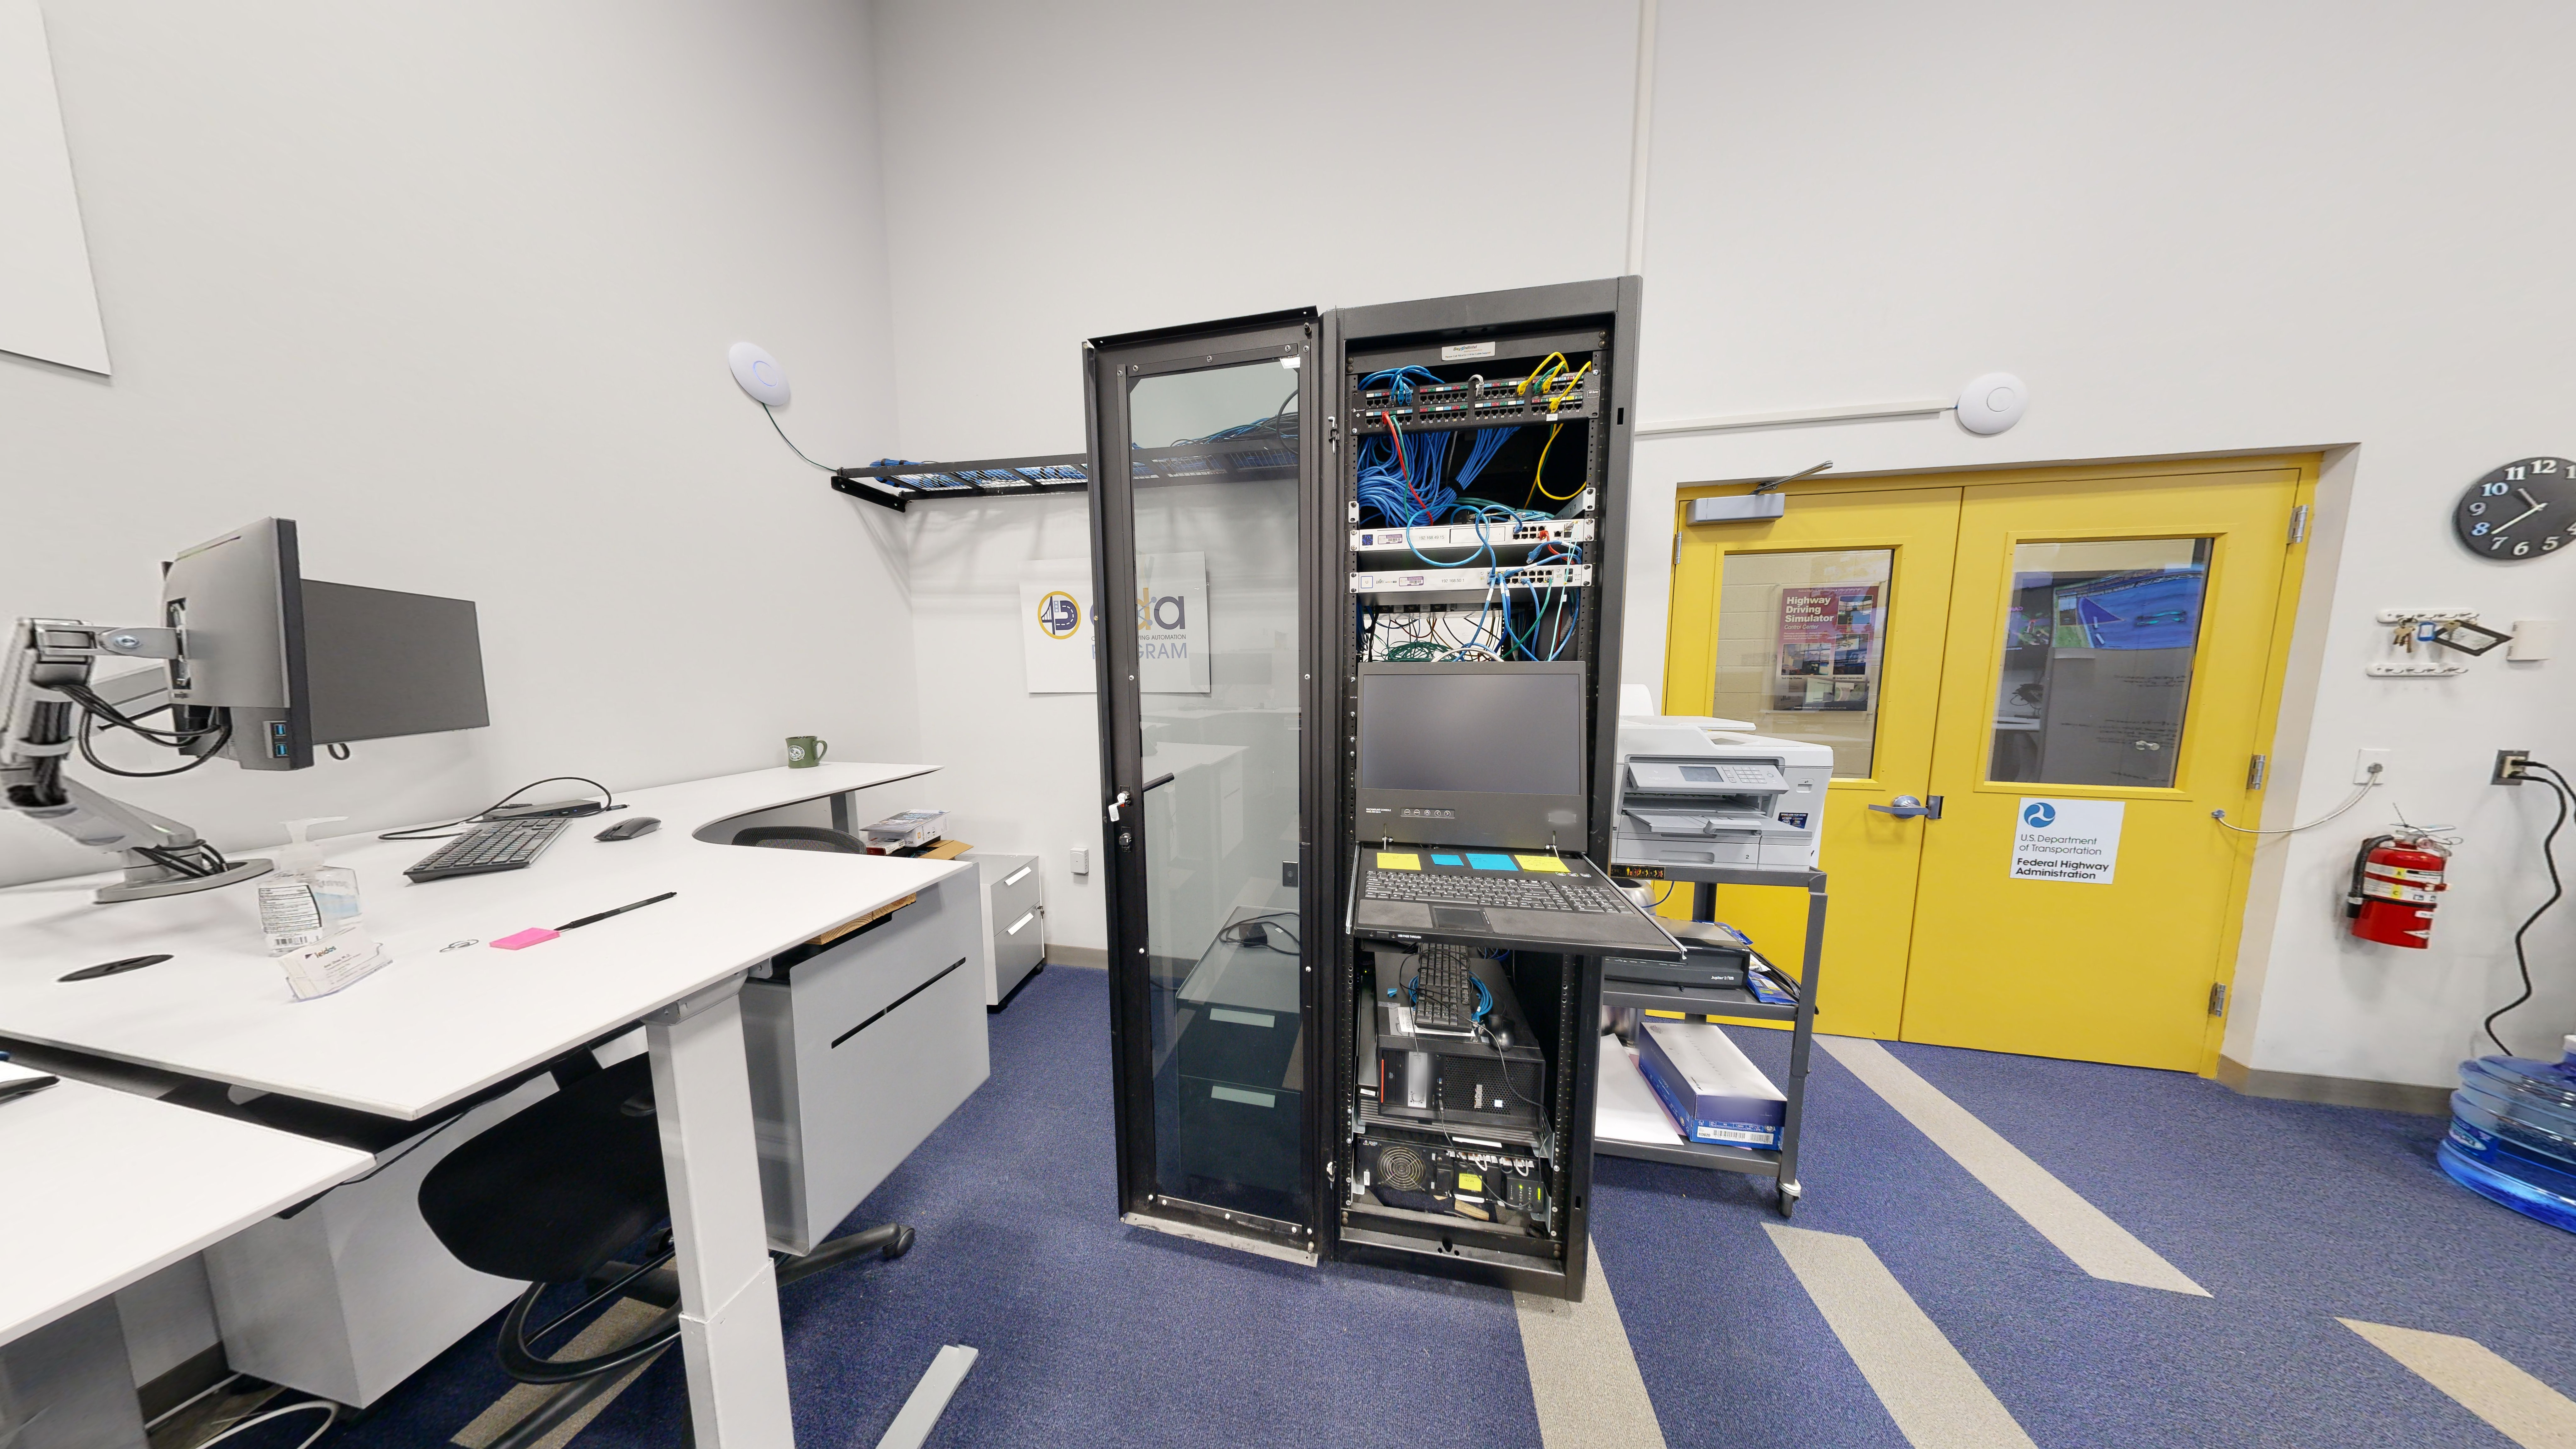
[378,775,623,841]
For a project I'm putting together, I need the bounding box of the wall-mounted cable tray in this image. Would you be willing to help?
[830,454,1090,510]
[830,437,1301,511]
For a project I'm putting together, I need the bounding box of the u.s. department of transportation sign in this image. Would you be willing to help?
[2010,797,2124,884]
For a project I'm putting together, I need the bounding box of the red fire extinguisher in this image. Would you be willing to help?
[2345,831,2450,948]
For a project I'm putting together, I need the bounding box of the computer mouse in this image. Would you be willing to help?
[595,816,661,842]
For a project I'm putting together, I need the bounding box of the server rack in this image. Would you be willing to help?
[1087,278,1643,1300]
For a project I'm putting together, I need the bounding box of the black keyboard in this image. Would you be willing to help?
[1411,953,1474,1029]
[1363,870,1627,914]
[404,818,569,881]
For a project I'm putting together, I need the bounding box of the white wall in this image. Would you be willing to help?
[3,0,914,886]
[903,495,1110,946]
[870,0,1640,458]
[876,0,2576,1086]
[873,0,1643,949]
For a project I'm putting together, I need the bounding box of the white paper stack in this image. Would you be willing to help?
[1593,1036,1684,1146]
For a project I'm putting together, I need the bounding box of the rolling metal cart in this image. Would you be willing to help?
[1596,865,1824,1217]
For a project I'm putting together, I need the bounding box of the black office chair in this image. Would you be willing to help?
[418,1048,913,1444]
[730,824,875,853]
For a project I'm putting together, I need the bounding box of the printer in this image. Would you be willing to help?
[1612,715,1831,874]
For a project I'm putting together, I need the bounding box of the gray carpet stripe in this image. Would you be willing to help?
[1820,1036,2209,1296]
[1514,1238,1668,1449]
[1764,1225,2038,1449]
[2342,1319,2576,1448]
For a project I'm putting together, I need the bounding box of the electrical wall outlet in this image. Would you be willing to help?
[2353,748,2392,786]
[2495,750,2532,786]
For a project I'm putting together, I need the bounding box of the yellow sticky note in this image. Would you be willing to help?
[1514,855,1570,874]
[1457,1172,1484,1192]
[1377,852,1420,870]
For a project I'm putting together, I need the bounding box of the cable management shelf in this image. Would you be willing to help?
[830,438,1304,510]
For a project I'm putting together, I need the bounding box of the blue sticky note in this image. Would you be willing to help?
[1466,853,1518,871]
[1430,854,1463,866]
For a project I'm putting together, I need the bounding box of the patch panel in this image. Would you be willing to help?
[1349,519,1594,552]
[1350,563,1593,595]
[1350,387,1593,436]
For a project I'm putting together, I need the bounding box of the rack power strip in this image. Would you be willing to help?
[1350,519,1593,552]
[1351,564,1594,595]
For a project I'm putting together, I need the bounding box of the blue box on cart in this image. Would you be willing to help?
[1636,1020,1786,1147]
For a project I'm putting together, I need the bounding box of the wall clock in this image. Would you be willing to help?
[2457,457,2576,560]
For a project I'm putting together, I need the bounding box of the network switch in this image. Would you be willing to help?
[1350,564,1593,595]
[1349,519,1593,552]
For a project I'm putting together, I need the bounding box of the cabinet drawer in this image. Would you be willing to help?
[994,898,1044,978]
[988,857,1042,923]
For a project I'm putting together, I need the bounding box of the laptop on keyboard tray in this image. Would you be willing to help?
[1344,662,1683,961]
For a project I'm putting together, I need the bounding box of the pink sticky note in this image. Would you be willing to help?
[491,928,560,951]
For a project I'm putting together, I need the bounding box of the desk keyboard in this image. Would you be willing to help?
[1362,869,1627,914]
[403,818,569,882]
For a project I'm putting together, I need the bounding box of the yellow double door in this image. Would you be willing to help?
[1663,458,2315,1073]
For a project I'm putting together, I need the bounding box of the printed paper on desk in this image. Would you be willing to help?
[280,928,391,1001]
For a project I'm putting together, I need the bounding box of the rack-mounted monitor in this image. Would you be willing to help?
[1355,661,1588,852]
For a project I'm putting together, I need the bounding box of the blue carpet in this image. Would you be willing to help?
[266,974,2576,1449]
[331,966,1539,1448]
[1591,1026,2576,1448]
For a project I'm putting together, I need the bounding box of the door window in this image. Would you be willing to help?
[1987,538,2212,788]
[1713,549,1892,777]
[1125,358,1306,1226]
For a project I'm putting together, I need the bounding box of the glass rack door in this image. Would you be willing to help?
[1091,318,1318,1246]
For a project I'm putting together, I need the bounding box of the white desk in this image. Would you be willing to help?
[0,763,966,1447]
[0,1073,371,1346]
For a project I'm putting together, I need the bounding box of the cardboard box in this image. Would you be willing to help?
[1636,1020,1785,1147]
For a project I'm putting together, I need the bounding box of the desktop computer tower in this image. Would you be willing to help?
[1088,279,1641,1300]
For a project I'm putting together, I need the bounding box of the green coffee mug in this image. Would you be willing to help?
[786,736,829,769]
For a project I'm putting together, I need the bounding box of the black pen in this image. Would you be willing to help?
[0,1074,59,1105]
[556,891,677,932]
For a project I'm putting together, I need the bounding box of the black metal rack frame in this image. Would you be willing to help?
[1318,278,1644,1301]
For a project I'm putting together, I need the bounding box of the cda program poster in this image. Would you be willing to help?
[1019,553,1208,695]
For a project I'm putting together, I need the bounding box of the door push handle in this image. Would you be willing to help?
[1869,794,1944,820]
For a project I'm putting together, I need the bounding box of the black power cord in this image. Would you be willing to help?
[2486,760,2575,1056]
[77,709,232,778]
[1217,912,1300,955]
[57,681,226,744]
[378,776,622,842]
[53,679,233,780]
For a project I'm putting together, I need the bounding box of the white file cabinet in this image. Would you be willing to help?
[740,869,990,1253]
[200,1077,552,1407]
[964,851,1045,1006]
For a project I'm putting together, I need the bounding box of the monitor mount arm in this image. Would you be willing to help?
[0,618,273,903]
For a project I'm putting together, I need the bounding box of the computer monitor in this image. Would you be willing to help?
[162,518,489,770]
[1355,661,1588,851]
